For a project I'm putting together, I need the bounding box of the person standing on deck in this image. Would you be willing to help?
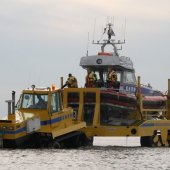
[62,73,78,88]
[107,67,117,88]
[85,68,97,87]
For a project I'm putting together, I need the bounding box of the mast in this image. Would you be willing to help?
[93,22,125,56]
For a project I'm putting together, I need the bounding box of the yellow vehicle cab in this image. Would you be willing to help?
[0,86,87,148]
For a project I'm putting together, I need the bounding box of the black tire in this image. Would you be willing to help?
[48,140,61,149]
[87,136,94,146]
[167,140,170,146]
[140,136,156,147]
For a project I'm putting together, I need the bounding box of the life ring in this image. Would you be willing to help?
[98,52,112,56]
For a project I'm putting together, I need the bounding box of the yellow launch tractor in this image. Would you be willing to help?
[0,85,88,148]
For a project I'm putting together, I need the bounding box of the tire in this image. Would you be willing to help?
[48,140,61,149]
[140,136,156,147]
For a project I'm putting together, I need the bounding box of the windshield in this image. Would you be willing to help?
[95,71,121,82]
[125,71,136,84]
[22,94,48,109]
[50,92,62,113]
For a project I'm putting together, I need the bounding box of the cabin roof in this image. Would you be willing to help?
[80,53,134,71]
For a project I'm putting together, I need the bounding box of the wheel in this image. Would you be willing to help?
[140,136,157,147]
[79,134,93,146]
[48,140,61,149]
[74,135,82,148]
[53,141,61,149]
[167,140,170,146]
[86,136,94,146]
[64,135,83,148]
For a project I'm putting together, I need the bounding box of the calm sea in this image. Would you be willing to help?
[0,137,170,170]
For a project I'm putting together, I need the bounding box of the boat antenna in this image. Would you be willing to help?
[92,18,125,54]
[121,23,123,42]
[111,16,114,27]
[98,26,104,42]
[86,32,89,56]
[92,18,96,43]
[124,17,126,43]
[107,16,109,24]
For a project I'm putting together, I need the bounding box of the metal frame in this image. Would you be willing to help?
[63,78,170,146]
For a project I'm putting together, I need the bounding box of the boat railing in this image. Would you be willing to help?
[137,77,170,120]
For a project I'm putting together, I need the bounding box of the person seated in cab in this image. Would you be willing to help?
[36,95,47,109]
[62,73,78,88]
[107,67,120,90]
[85,68,97,88]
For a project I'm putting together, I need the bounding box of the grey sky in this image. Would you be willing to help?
[0,0,170,115]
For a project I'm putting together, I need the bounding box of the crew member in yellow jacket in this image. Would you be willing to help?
[62,73,78,88]
[85,68,97,87]
[107,67,117,88]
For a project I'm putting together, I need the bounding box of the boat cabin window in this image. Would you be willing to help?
[125,71,136,84]
[22,94,48,109]
[50,92,62,114]
[95,71,121,87]
[102,71,121,82]
[115,71,121,82]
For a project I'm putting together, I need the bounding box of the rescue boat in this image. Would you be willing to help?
[67,22,166,125]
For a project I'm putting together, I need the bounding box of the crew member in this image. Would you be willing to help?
[107,67,117,88]
[62,73,78,88]
[85,68,97,87]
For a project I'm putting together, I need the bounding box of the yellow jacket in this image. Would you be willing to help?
[86,71,97,82]
[107,70,117,82]
[67,76,78,88]
[86,71,97,87]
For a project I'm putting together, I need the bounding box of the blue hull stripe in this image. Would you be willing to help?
[41,113,73,125]
[0,127,26,135]
[141,123,170,127]
[1,113,74,135]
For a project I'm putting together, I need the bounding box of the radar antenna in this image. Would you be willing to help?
[86,32,89,56]
[92,21,125,56]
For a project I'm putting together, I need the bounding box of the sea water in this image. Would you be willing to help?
[0,137,170,170]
